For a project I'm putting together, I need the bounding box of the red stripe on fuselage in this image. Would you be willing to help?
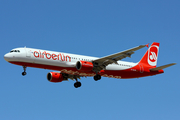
[9,61,163,79]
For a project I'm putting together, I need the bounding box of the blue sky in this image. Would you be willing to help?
[0,0,180,120]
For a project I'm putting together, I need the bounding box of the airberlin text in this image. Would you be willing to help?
[33,51,71,62]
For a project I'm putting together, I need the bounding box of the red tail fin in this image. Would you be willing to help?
[138,42,160,67]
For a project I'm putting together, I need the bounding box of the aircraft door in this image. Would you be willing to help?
[25,48,31,58]
[139,64,144,73]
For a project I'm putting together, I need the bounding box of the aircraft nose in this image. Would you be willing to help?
[4,53,11,62]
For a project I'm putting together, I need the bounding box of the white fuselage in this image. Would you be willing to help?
[4,47,137,71]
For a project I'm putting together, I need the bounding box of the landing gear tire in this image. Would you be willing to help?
[94,74,101,81]
[22,72,27,76]
[74,82,81,88]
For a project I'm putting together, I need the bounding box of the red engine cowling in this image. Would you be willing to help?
[47,72,64,82]
[76,60,93,71]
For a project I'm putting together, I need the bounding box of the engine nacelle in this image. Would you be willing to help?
[76,60,93,71]
[47,72,64,82]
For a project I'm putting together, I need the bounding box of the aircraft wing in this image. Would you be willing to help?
[61,72,83,81]
[92,44,147,72]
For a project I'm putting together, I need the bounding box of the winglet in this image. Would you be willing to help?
[146,43,149,48]
[150,63,176,71]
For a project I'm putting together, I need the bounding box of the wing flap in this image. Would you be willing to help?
[61,72,83,81]
[150,63,176,71]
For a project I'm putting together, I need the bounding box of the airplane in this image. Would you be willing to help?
[4,42,176,88]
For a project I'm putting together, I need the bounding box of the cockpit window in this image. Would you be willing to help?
[10,50,20,53]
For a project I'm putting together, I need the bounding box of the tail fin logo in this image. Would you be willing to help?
[148,45,159,66]
[150,52,157,61]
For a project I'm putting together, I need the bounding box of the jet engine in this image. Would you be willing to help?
[47,72,64,82]
[76,60,93,72]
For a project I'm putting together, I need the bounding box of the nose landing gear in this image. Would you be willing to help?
[22,66,27,76]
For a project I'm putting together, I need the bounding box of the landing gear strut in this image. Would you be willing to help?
[94,74,101,81]
[22,66,27,76]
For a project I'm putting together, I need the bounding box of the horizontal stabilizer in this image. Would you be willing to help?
[150,63,176,71]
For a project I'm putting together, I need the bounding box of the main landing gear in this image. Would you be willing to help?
[73,74,101,88]
[74,81,81,88]
[74,78,81,88]
[22,66,27,76]
[94,74,101,81]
